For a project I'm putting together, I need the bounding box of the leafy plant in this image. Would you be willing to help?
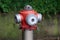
[0,0,58,18]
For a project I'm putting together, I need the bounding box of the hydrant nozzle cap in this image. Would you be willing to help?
[24,5,33,10]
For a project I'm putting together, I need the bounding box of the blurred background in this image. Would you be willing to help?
[0,0,60,40]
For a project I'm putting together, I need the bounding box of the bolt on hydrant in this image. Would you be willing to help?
[15,5,42,40]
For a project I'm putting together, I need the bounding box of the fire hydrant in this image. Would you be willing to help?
[15,5,42,40]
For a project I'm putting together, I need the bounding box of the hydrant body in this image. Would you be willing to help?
[15,5,42,40]
[15,5,42,31]
[19,10,38,30]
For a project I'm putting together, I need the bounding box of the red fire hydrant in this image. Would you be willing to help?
[15,5,42,31]
[15,5,42,40]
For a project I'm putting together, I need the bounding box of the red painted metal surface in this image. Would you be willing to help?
[19,10,38,30]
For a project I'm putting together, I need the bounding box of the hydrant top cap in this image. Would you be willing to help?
[24,5,33,10]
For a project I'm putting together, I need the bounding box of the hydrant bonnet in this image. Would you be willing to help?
[24,5,33,10]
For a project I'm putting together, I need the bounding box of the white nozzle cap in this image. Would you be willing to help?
[26,14,38,26]
[15,14,22,23]
[38,13,42,22]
